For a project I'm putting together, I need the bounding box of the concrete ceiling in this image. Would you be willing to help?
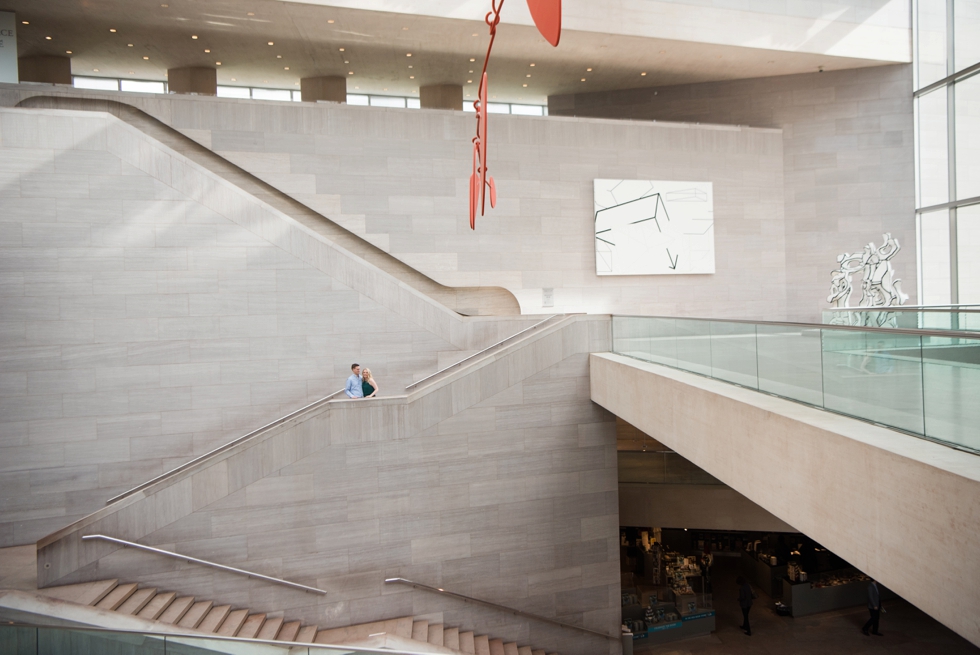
[8,0,900,104]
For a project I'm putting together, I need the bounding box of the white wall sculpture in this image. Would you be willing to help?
[594,179,715,276]
[828,233,909,325]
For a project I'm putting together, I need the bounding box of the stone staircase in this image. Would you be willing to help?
[39,579,557,655]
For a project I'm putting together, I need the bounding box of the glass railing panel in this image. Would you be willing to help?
[921,335,980,451]
[612,316,677,366]
[820,331,926,434]
[675,319,712,376]
[708,321,758,388]
[756,325,824,406]
[0,625,37,654]
[37,628,168,655]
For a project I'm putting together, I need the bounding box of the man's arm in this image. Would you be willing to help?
[345,376,355,397]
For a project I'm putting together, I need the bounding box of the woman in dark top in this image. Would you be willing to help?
[361,368,379,398]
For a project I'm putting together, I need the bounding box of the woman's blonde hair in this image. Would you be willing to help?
[362,369,372,381]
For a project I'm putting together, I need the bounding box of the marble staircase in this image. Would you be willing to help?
[38,579,557,655]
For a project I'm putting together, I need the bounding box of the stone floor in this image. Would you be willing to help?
[637,556,980,655]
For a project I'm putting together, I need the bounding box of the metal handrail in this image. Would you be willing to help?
[612,315,980,341]
[106,388,346,505]
[81,535,326,595]
[405,315,561,390]
[384,577,617,641]
[0,621,436,654]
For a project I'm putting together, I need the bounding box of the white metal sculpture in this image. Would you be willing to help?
[827,233,908,326]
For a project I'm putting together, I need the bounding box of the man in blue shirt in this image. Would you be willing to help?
[345,363,364,399]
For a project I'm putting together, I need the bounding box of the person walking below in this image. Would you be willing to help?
[345,363,364,399]
[361,368,379,398]
[862,580,884,636]
[737,576,755,636]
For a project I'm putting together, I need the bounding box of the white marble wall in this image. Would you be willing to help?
[0,107,532,546]
[38,316,620,655]
[0,85,790,321]
[549,64,917,321]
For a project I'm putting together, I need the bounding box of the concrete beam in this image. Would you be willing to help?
[301,75,346,103]
[591,352,980,647]
[420,84,462,111]
[19,56,71,85]
[167,67,216,95]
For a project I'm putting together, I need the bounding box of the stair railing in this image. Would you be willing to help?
[384,577,618,641]
[81,534,326,595]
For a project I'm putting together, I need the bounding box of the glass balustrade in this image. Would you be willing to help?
[611,316,980,454]
[822,307,980,332]
[0,623,409,655]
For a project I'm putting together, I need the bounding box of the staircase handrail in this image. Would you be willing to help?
[405,314,562,390]
[81,534,326,595]
[384,577,618,641]
[105,389,345,505]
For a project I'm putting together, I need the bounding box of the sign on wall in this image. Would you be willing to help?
[594,179,714,276]
[0,12,17,84]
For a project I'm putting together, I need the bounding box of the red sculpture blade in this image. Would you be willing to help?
[526,0,561,46]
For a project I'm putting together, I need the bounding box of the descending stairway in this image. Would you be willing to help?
[38,579,557,655]
[16,95,519,317]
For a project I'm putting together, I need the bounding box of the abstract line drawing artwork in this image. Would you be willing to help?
[594,179,715,276]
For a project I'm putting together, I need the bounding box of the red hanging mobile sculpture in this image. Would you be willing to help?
[469,0,562,230]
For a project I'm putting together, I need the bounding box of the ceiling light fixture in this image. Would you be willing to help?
[348,71,353,74]
[284,66,289,70]
[344,60,349,63]
[267,41,274,46]
[522,83,527,87]
[640,72,647,76]
[21,20,28,24]
[402,27,408,30]
[93,68,99,72]
[192,35,198,39]
[468,69,473,73]
[231,78,236,81]
[247,12,254,16]
[526,74,531,77]
[406,53,412,57]
[339,47,345,51]
[467,79,472,83]
[129,71,134,74]
[469,58,475,62]
[66,50,72,54]
[45,36,52,40]
[127,43,133,47]
[143,55,149,59]
[383,88,387,91]
[109,28,116,32]
[408,65,413,68]
[161,3,169,6]
[327,19,334,23]
[409,75,414,79]
[581,78,586,81]
[276,54,282,58]
[586,67,592,71]
[204,49,210,53]
[530,63,535,67]
[471,33,478,36]
[215,61,221,65]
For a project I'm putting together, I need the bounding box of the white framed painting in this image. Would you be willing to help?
[594,179,715,276]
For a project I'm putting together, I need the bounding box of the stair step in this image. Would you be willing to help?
[428,623,445,646]
[503,643,519,655]
[276,620,301,642]
[217,608,249,636]
[518,647,533,655]
[39,580,118,607]
[176,600,212,629]
[489,638,505,655]
[296,625,318,643]
[95,582,138,611]
[137,591,176,620]
[412,620,429,642]
[198,605,232,633]
[444,627,460,650]
[256,616,283,640]
[474,634,491,655]
[159,596,195,624]
[116,588,156,615]
[236,613,266,639]
[459,631,476,654]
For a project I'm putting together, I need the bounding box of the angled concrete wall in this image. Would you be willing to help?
[550,64,916,321]
[37,316,620,655]
[591,352,980,647]
[0,85,789,320]
[0,107,536,546]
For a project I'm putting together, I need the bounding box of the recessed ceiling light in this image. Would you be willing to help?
[522,83,527,87]
[204,49,210,53]
[192,35,198,39]
[409,75,414,79]
[276,55,282,58]
[468,70,473,73]
[109,28,117,32]
[402,26,408,30]
[21,20,28,25]
[408,65,413,69]
[267,41,274,46]
[93,68,99,72]
[348,71,353,75]
[472,33,478,36]
[530,63,535,67]
[339,47,345,52]
[640,72,647,76]
[327,19,334,23]
[284,67,289,70]
[586,68,592,72]
[467,79,472,83]
[127,43,133,47]
[344,60,349,64]
[143,56,149,59]
[247,12,254,16]
[526,74,531,77]
[406,53,412,57]
[161,3,169,6]
[231,77,236,81]
[215,61,221,65]
[66,50,72,54]
[469,58,475,62]
[45,36,52,40]
[581,78,586,82]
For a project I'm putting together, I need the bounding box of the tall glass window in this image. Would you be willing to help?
[914,0,980,304]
